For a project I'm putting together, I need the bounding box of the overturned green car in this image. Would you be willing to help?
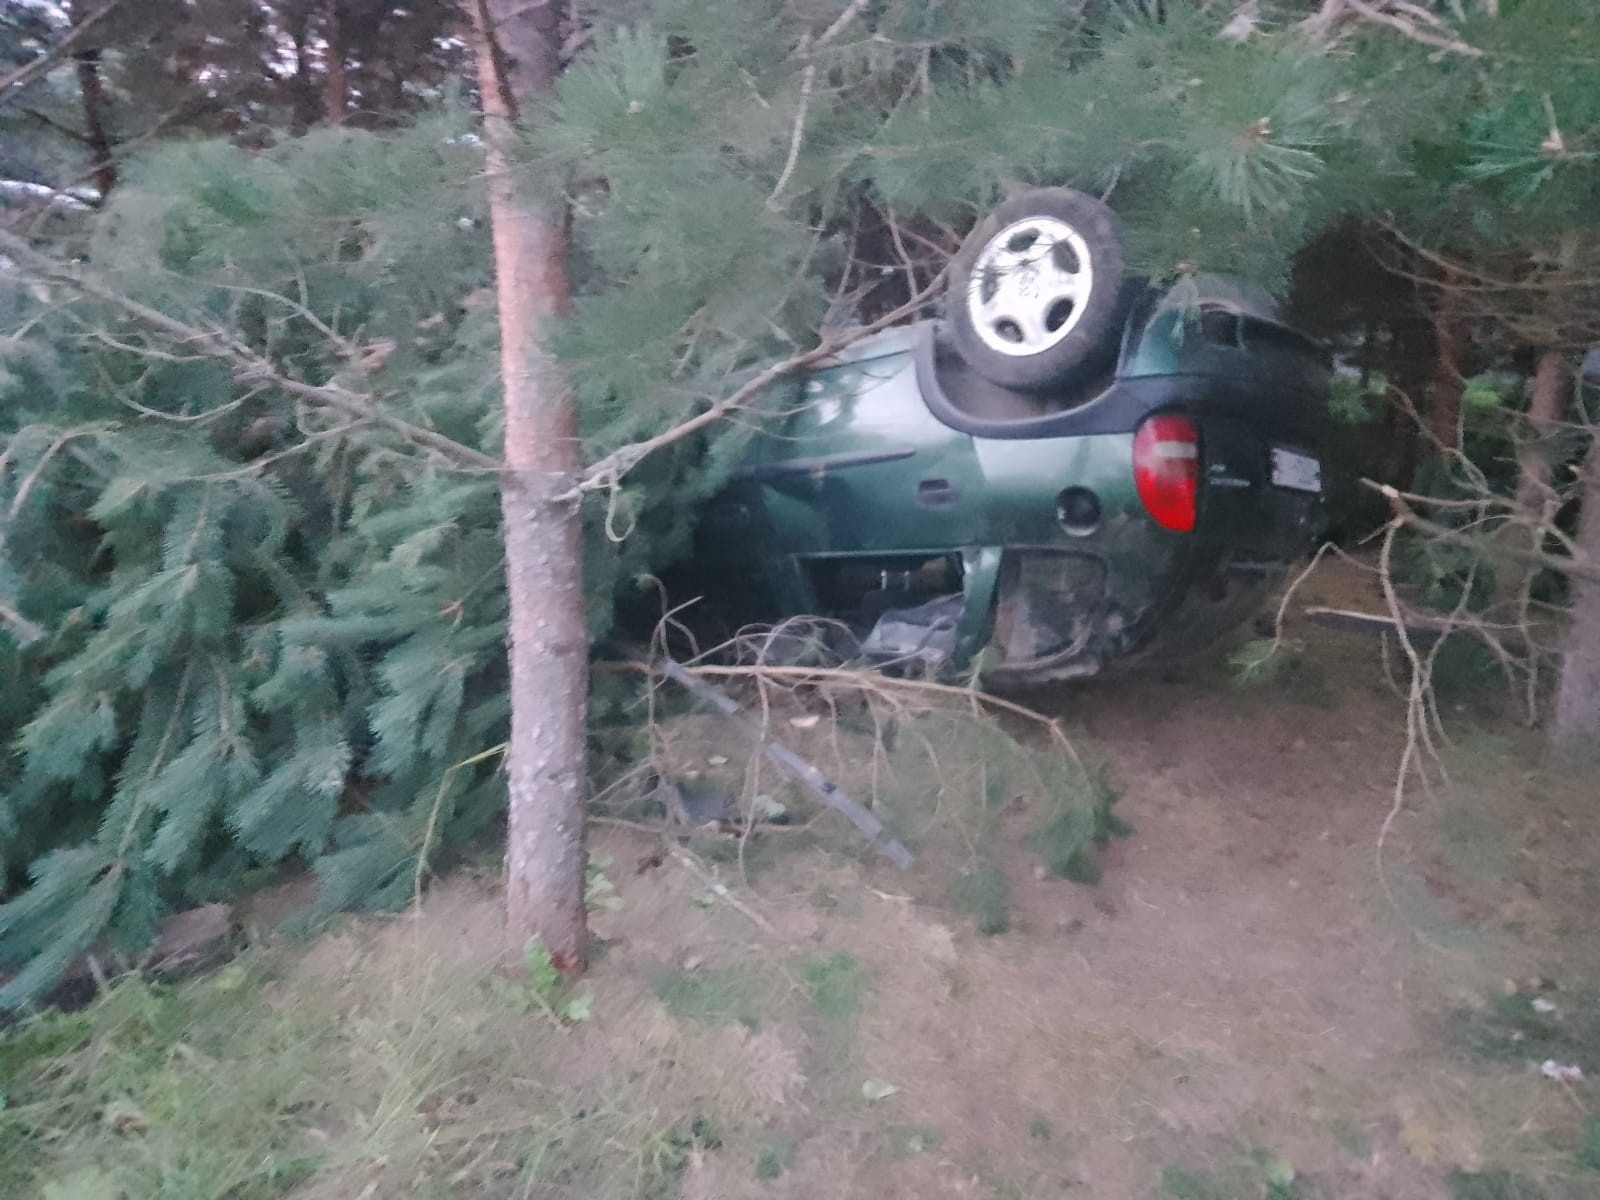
[682,188,1331,684]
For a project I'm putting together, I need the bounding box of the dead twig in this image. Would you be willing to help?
[1312,0,1483,57]
[668,844,778,934]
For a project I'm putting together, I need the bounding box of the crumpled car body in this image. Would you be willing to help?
[683,253,1331,684]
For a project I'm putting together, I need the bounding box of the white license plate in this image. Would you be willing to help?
[1270,447,1322,493]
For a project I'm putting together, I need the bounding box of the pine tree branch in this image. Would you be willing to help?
[574,269,945,495]
[1370,481,1600,583]
[765,0,873,212]
[8,423,114,519]
[0,603,46,646]
[0,0,125,111]
[817,0,873,48]
[0,229,504,472]
[765,61,817,211]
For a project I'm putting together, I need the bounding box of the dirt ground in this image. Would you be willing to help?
[8,559,1595,1200]
[530,556,1595,1199]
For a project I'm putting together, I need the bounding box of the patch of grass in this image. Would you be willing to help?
[883,1123,943,1160]
[1161,1165,1230,1200]
[488,939,593,1023]
[798,953,867,1022]
[755,1137,798,1180]
[1429,638,1504,700]
[1275,656,1336,707]
[1435,790,1516,885]
[1328,1116,1371,1159]
[1578,1117,1600,1173]
[0,971,331,1200]
[0,1008,94,1083]
[1162,1153,1308,1200]
[1249,1147,1299,1200]
[653,964,769,1029]
[1021,751,1127,884]
[1445,1168,1549,1200]
[3,922,811,1200]
[1445,991,1600,1065]
[1227,640,1335,707]
[950,859,1011,935]
[1028,1116,1054,1142]
[700,834,784,881]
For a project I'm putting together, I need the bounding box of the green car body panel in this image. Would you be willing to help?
[687,275,1332,683]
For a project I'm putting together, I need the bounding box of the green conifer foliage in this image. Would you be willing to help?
[6,0,1597,1004]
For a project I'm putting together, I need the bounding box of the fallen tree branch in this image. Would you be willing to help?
[656,660,1085,763]
[0,230,503,473]
[1303,604,1530,654]
[577,270,945,494]
[1367,479,1600,583]
[649,656,916,869]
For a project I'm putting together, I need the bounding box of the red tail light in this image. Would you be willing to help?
[1133,415,1199,533]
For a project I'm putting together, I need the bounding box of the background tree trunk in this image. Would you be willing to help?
[290,7,320,133]
[470,0,588,971]
[1489,349,1568,613]
[1552,443,1600,751]
[73,49,116,197]
[1428,277,1465,454]
[322,1,348,124]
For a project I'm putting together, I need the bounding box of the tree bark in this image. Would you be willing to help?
[1552,442,1600,751]
[1489,350,1567,614]
[470,0,588,972]
[1427,276,1466,454]
[290,7,320,133]
[73,49,117,197]
[322,0,348,124]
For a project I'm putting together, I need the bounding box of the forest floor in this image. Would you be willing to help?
[3,558,1598,1200]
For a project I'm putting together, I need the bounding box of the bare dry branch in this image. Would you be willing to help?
[1329,0,1484,57]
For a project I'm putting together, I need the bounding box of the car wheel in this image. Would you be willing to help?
[947,188,1128,393]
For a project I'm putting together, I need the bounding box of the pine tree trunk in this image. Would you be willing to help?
[470,0,588,972]
[73,49,117,197]
[1489,350,1567,614]
[322,1,348,124]
[291,12,319,132]
[1552,443,1600,751]
[1428,277,1465,454]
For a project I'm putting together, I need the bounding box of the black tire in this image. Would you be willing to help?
[947,188,1128,393]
